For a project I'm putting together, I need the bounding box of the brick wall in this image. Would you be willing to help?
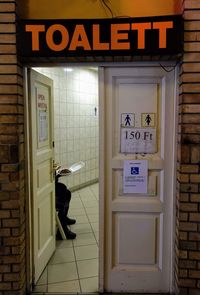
[176,0,200,294]
[0,1,26,295]
[0,0,200,294]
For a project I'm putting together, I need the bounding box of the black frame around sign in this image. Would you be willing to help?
[17,15,183,58]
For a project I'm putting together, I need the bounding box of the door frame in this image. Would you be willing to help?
[98,62,179,293]
[24,67,33,292]
[24,62,178,293]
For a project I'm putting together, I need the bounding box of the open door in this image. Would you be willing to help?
[28,69,55,283]
[101,66,176,293]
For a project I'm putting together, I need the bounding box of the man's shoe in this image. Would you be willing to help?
[66,217,76,225]
[65,228,76,239]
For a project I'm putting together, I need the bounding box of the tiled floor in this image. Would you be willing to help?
[33,183,99,294]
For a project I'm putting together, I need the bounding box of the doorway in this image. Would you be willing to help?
[27,64,177,294]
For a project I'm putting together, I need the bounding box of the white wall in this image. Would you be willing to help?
[35,67,99,190]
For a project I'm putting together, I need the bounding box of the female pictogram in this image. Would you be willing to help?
[141,113,155,127]
[145,114,152,126]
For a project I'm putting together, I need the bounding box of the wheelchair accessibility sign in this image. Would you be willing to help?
[131,167,139,175]
[123,160,148,194]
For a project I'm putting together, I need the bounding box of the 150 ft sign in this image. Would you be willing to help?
[121,128,157,154]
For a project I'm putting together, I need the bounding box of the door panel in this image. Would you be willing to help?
[102,66,176,293]
[29,69,55,283]
[116,214,157,264]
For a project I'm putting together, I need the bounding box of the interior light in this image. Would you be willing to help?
[64,68,73,72]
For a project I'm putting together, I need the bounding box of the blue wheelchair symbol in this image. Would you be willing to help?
[131,167,139,175]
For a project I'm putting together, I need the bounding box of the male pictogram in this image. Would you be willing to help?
[125,114,131,126]
[121,113,135,127]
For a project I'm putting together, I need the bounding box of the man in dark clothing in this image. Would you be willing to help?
[55,173,76,239]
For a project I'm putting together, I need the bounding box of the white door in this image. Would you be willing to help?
[101,66,176,293]
[29,69,55,283]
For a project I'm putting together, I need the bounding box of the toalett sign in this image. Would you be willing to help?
[17,15,183,58]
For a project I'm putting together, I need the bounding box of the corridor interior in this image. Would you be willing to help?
[32,67,99,293]
[33,183,99,293]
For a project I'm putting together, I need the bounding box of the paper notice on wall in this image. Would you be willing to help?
[123,160,148,194]
[121,128,157,154]
[39,110,48,142]
[37,91,48,142]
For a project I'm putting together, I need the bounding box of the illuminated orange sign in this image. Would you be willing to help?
[17,16,183,57]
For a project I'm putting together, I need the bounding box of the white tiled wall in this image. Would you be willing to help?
[34,67,99,189]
